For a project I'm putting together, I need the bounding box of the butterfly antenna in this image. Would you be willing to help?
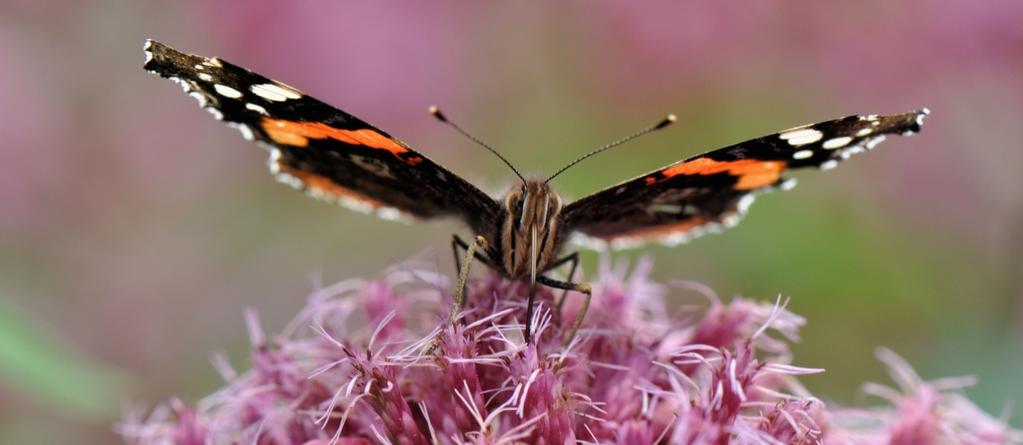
[430,106,526,185]
[545,114,677,184]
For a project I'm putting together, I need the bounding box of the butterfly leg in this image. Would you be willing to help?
[428,235,488,356]
[536,275,592,346]
[450,235,488,326]
[450,234,494,318]
[543,251,581,323]
[451,234,493,277]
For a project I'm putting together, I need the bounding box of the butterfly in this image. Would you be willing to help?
[143,39,928,343]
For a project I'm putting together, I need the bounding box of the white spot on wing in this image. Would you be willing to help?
[250,83,302,102]
[233,123,255,141]
[722,214,741,228]
[779,128,823,146]
[214,84,243,99]
[376,207,405,221]
[197,73,213,82]
[822,136,852,149]
[845,145,867,161]
[916,108,930,126]
[268,149,283,174]
[737,194,756,213]
[792,149,814,160]
[865,135,887,149]
[245,103,269,115]
[143,40,154,64]
[274,171,304,189]
[168,76,188,91]
[820,160,839,170]
[856,128,873,137]
[164,74,245,123]
[187,91,208,107]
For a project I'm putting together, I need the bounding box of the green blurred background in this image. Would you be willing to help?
[2,1,1021,442]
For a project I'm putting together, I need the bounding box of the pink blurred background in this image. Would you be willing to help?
[1,1,1021,442]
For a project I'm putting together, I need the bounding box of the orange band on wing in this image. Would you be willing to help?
[606,217,708,241]
[647,157,787,190]
[277,164,387,209]
[261,118,411,159]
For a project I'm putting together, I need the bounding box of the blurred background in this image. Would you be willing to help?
[2,1,1022,442]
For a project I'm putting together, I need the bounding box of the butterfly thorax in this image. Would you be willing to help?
[499,180,564,280]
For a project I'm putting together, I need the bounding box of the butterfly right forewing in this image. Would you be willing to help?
[560,110,929,248]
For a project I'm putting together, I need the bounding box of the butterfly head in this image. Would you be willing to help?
[500,179,564,280]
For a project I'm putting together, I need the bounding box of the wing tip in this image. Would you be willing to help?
[142,38,158,70]
[897,107,930,135]
[142,39,176,72]
[908,107,932,134]
[142,40,216,76]
[143,40,183,75]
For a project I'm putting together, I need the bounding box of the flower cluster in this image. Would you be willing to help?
[118,258,1020,444]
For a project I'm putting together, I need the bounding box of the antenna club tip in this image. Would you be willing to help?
[428,105,447,122]
[655,114,677,130]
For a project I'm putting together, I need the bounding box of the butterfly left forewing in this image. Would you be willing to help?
[143,40,503,235]
[561,110,929,248]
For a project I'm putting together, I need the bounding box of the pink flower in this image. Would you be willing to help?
[118,258,1020,444]
[828,348,1023,445]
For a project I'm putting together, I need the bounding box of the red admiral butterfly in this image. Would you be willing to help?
[143,40,928,343]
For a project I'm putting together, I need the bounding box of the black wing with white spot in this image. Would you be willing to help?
[142,40,502,234]
[561,110,929,248]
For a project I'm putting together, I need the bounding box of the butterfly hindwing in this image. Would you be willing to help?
[143,40,502,235]
[561,110,929,248]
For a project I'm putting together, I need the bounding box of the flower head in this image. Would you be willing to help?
[118,258,1020,444]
